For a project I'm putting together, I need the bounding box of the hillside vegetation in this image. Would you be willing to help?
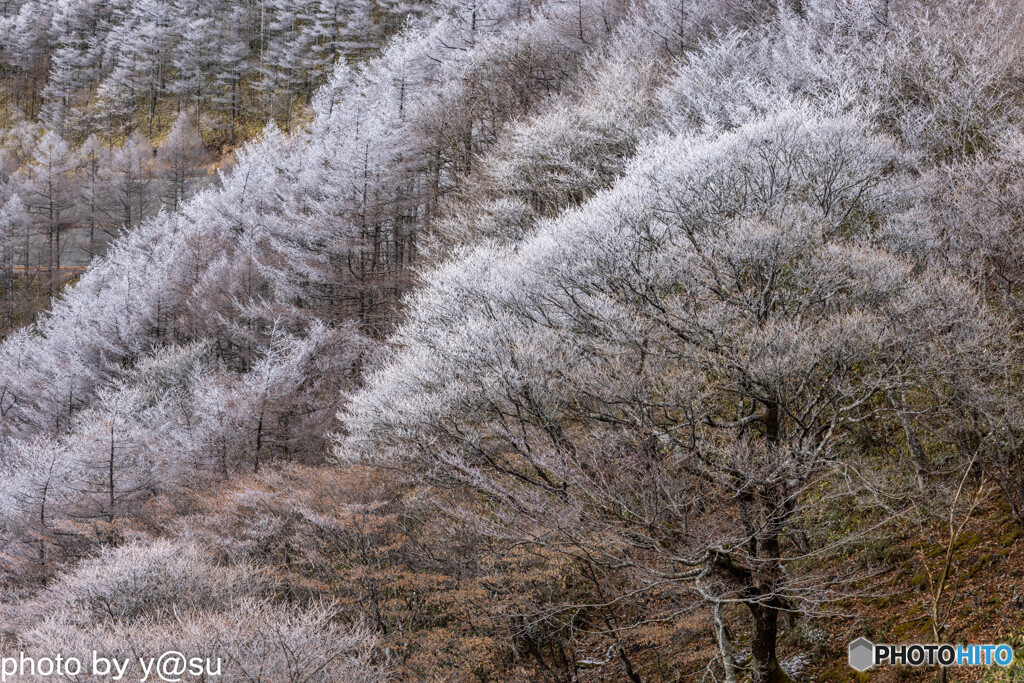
[1,0,1024,680]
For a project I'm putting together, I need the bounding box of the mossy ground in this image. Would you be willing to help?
[778,496,1024,682]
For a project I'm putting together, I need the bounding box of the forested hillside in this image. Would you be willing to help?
[0,0,426,138]
[1,0,1024,680]
[0,0,428,333]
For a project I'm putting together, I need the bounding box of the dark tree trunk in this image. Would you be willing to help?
[749,602,791,683]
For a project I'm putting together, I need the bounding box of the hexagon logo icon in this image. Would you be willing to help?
[849,637,875,671]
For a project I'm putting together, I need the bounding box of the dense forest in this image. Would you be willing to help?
[0,0,1023,680]
[0,0,427,330]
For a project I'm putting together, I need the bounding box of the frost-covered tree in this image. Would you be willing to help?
[104,132,154,231]
[870,0,1024,159]
[158,112,208,213]
[0,436,70,571]
[66,389,158,531]
[21,131,78,295]
[76,135,111,260]
[430,43,659,258]
[343,111,1014,681]
[209,8,252,144]
[0,195,27,327]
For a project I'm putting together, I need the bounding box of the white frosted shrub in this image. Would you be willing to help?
[39,539,267,624]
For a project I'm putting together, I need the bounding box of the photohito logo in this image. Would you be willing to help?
[849,638,1015,671]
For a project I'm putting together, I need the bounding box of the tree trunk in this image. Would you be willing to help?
[254,412,263,473]
[749,602,791,683]
[895,391,927,492]
[714,603,738,683]
[108,422,116,524]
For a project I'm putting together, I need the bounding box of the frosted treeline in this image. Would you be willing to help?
[0,0,430,139]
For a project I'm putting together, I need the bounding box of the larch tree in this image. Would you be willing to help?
[158,111,208,213]
[0,194,26,327]
[21,131,78,296]
[76,135,111,260]
[103,132,154,232]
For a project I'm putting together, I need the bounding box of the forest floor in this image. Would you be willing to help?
[791,494,1024,682]
[149,465,1024,682]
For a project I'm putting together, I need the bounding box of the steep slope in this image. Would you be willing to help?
[341,0,1024,680]
[0,0,688,677]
